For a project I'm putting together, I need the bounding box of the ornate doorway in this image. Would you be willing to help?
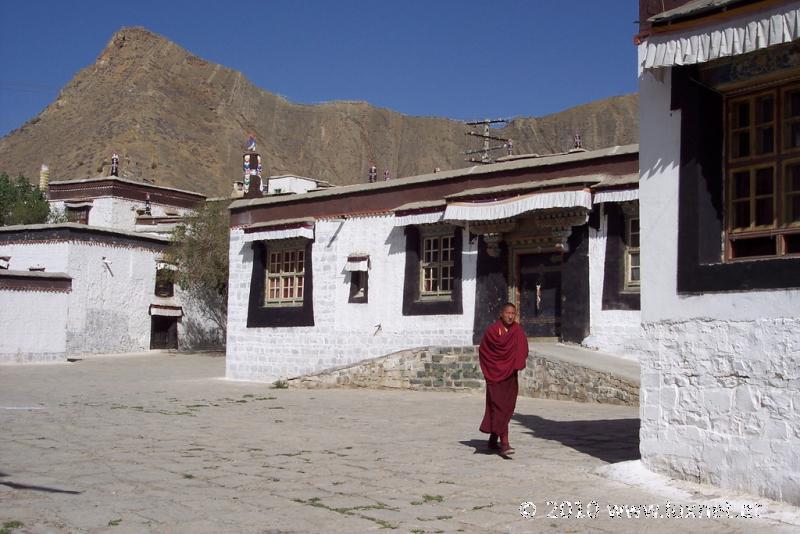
[517,253,562,338]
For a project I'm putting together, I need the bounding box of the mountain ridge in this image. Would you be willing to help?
[0,27,638,196]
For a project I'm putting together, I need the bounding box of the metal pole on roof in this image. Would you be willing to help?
[464,118,511,164]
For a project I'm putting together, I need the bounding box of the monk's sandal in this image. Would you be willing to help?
[499,444,515,458]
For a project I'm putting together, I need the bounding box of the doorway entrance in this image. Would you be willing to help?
[150,316,178,349]
[517,253,562,338]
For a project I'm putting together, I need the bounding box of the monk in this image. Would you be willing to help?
[478,302,529,457]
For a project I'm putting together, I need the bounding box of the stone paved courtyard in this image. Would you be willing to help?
[1,353,796,533]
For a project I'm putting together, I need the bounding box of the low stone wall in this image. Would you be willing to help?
[288,345,639,406]
[521,355,638,405]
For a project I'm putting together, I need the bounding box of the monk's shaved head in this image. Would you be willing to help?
[499,302,517,326]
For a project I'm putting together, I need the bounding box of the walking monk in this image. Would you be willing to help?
[478,302,529,458]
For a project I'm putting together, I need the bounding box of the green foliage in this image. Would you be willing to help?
[0,173,50,226]
[47,205,70,223]
[165,199,230,335]
[1,521,24,534]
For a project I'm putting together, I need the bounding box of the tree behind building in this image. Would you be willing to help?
[165,199,230,339]
[0,173,51,226]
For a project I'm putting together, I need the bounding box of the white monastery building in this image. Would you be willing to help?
[637,0,800,506]
[0,173,224,363]
[225,144,642,381]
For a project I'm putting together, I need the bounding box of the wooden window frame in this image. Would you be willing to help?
[724,81,800,260]
[402,225,462,316]
[66,206,90,224]
[623,215,640,292]
[265,242,305,307]
[419,228,454,300]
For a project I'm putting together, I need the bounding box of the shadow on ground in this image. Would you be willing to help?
[0,471,82,494]
[512,414,640,463]
[458,439,499,455]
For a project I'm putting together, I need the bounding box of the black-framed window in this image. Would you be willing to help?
[672,64,800,293]
[602,202,640,310]
[724,83,800,259]
[247,239,314,327]
[154,266,175,297]
[348,270,368,303]
[265,245,305,307]
[624,215,641,292]
[66,206,90,224]
[420,228,454,299]
[402,225,463,315]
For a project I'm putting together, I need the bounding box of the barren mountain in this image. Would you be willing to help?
[0,27,638,197]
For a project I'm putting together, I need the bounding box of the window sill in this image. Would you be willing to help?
[418,294,453,302]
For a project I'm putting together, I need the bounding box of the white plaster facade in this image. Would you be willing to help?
[267,175,330,195]
[584,207,643,358]
[638,32,800,504]
[49,197,193,232]
[226,215,478,381]
[0,226,224,360]
[0,278,69,363]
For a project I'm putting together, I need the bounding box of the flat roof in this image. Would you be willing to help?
[392,200,447,212]
[590,173,640,190]
[649,0,753,25]
[49,175,206,198]
[270,175,335,187]
[0,270,72,280]
[444,175,604,200]
[0,223,170,243]
[230,144,638,211]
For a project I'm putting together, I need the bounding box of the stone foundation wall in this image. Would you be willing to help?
[640,317,800,506]
[521,355,638,405]
[289,346,639,406]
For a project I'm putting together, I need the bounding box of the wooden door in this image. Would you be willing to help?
[518,253,562,338]
[150,316,178,349]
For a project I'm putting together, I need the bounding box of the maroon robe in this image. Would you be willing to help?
[478,320,528,437]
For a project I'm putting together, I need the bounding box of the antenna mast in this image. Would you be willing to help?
[464,118,511,164]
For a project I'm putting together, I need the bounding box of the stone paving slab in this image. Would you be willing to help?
[0,352,797,533]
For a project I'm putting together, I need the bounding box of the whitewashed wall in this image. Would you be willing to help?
[268,176,318,195]
[0,283,69,363]
[226,215,478,382]
[63,242,156,353]
[49,198,193,231]
[584,207,642,358]
[0,236,224,357]
[0,242,70,272]
[638,49,800,505]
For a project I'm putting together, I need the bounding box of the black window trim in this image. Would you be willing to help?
[402,225,463,315]
[601,202,641,310]
[672,64,800,294]
[247,239,314,327]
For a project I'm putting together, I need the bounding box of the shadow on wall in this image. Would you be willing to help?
[385,226,406,256]
[181,316,225,351]
[513,413,640,464]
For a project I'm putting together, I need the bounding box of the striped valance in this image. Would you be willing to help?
[242,219,315,242]
[443,190,592,222]
[345,254,370,272]
[642,3,800,69]
[593,189,639,204]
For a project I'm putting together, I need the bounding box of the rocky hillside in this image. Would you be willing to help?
[0,27,638,196]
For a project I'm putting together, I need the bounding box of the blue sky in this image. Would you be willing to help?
[0,1,639,138]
